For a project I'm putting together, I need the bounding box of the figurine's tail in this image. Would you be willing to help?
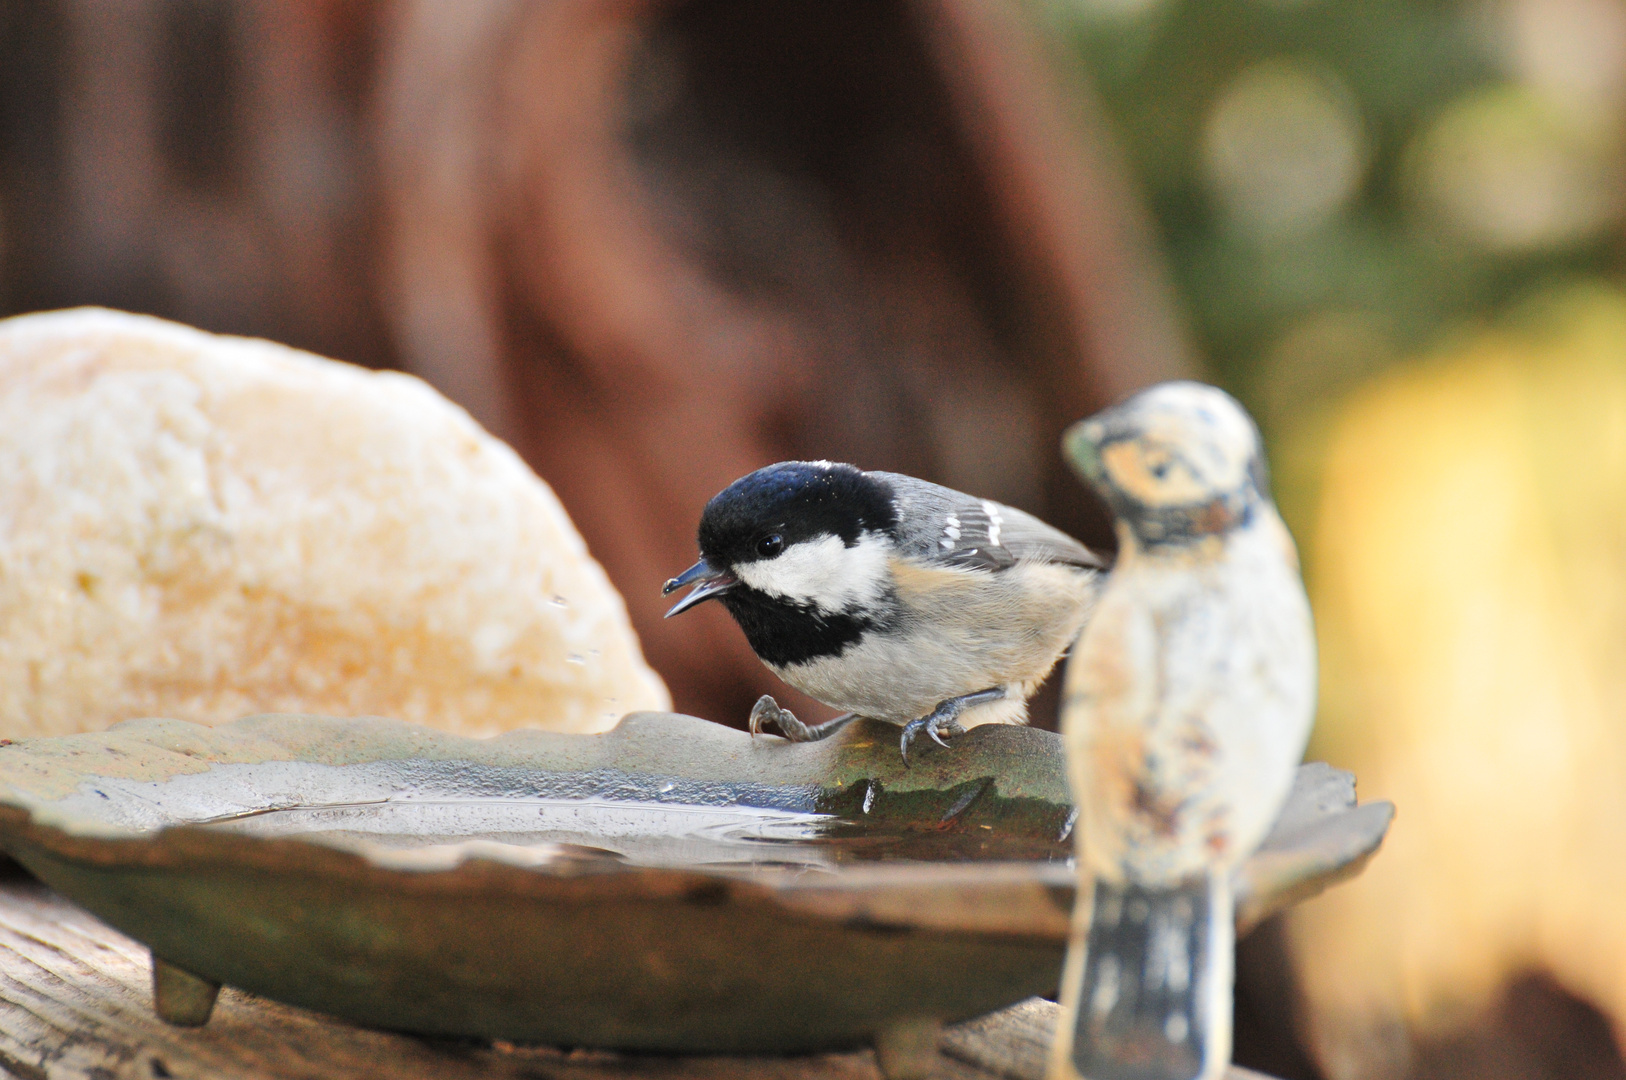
[1051,872,1233,1080]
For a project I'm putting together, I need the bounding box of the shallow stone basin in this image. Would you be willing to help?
[0,712,1390,1055]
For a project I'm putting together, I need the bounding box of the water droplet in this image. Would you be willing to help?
[1058,807,1080,843]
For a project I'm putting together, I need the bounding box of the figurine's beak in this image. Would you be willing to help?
[1063,418,1107,483]
[662,559,737,617]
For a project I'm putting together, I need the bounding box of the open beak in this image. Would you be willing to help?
[662,559,737,617]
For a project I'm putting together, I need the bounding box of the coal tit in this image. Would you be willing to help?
[662,461,1105,761]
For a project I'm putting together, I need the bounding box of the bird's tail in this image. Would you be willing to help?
[1051,872,1233,1080]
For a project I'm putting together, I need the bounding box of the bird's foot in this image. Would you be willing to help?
[898,687,1005,766]
[748,695,856,743]
[898,715,966,765]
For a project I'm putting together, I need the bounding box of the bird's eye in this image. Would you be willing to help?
[1150,461,1170,480]
[756,534,784,558]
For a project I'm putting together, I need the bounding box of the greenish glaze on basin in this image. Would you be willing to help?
[0,712,1390,1054]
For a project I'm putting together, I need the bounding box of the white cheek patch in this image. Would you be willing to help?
[733,531,891,614]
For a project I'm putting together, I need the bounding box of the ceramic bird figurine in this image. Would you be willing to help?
[1049,382,1316,1080]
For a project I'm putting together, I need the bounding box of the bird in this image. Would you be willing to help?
[1049,382,1316,1080]
[661,461,1105,762]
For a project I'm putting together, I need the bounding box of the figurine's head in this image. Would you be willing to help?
[1065,381,1266,547]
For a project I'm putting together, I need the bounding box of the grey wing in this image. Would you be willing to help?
[874,472,1106,572]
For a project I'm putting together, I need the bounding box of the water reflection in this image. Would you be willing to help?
[201,792,1074,873]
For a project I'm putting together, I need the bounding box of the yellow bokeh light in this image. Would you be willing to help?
[1288,284,1626,1076]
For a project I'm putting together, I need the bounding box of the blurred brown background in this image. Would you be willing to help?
[6,1,1626,1078]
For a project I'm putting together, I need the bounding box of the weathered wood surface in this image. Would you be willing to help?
[0,874,1273,1080]
[942,999,1274,1080]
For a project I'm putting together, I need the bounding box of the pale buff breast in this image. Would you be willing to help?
[773,557,1098,724]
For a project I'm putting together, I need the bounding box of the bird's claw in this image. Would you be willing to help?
[898,714,966,766]
[749,696,857,743]
[749,695,790,737]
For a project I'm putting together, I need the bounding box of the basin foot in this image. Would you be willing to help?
[874,1016,942,1080]
[151,954,221,1026]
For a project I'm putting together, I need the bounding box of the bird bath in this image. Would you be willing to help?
[0,712,1389,1057]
